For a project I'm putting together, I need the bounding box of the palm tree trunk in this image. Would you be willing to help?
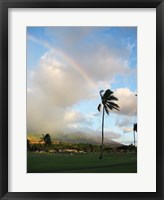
[133,130,135,146]
[99,106,105,159]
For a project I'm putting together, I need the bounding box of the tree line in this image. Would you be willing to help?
[27,138,136,153]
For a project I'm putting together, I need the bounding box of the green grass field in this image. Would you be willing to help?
[27,152,137,173]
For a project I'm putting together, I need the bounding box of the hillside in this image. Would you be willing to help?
[27,133,124,148]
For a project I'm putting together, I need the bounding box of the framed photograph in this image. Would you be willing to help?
[0,0,163,199]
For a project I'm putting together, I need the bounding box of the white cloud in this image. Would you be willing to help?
[116,116,132,127]
[122,127,133,133]
[115,116,134,133]
[114,88,137,116]
[79,45,132,83]
[27,49,96,133]
[29,50,94,108]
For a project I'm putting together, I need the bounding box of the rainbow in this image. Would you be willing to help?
[53,48,97,89]
[28,34,97,90]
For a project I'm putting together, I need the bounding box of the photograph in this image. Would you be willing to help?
[27,26,137,173]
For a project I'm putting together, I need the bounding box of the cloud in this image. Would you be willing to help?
[27,49,96,134]
[45,27,96,47]
[116,116,132,127]
[122,127,133,133]
[78,45,131,83]
[28,49,94,108]
[64,110,85,123]
[27,88,92,134]
[114,109,136,134]
[114,88,137,116]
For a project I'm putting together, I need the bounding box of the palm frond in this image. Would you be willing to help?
[107,102,120,111]
[99,90,104,98]
[99,90,104,94]
[104,104,109,115]
[97,104,102,112]
[103,89,113,99]
[107,95,118,101]
[112,106,120,111]
[106,104,114,110]
[106,104,119,111]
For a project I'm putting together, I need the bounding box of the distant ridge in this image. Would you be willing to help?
[53,133,124,148]
[27,133,124,148]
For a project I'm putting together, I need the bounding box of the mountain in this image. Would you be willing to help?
[27,132,124,148]
[54,134,123,148]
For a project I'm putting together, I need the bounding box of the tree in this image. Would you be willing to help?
[40,134,52,146]
[97,89,119,159]
[133,123,137,146]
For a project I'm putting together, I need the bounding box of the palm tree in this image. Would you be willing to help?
[133,123,137,146]
[39,134,52,146]
[97,89,119,159]
[44,134,52,146]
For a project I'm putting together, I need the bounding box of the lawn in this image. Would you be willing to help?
[27,152,137,173]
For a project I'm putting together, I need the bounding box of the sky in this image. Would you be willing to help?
[27,27,137,145]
